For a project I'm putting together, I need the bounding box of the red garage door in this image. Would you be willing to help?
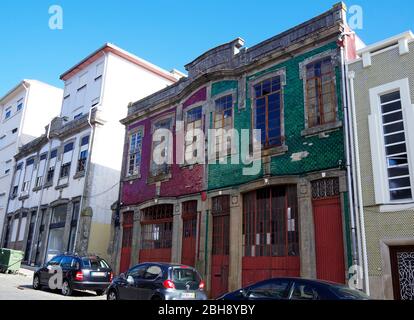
[312,178,345,284]
[242,186,300,287]
[181,201,198,267]
[139,204,173,263]
[120,212,133,273]
[210,195,230,299]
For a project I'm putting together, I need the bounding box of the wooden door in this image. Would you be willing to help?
[210,196,230,299]
[120,212,133,273]
[181,201,198,267]
[312,178,345,284]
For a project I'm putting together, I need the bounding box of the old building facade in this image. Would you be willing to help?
[1,43,179,266]
[348,31,414,300]
[111,3,362,298]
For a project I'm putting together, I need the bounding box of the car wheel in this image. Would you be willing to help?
[95,289,105,296]
[107,289,118,300]
[61,280,73,296]
[33,275,42,290]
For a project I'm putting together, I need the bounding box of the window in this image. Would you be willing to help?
[213,95,233,156]
[144,265,163,280]
[17,214,27,242]
[17,99,23,112]
[248,279,291,299]
[11,163,23,197]
[0,135,5,149]
[74,113,83,120]
[141,205,173,250]
[77,136,89,173]
[4,159,12,174]
[151,118,173,176]
[185,106,202,161]
[47,255,63,266]
[305,57,337,128]
[290,282,320,300]
[46,149,58,186]
[254,76,283,147]
[4,107,11,120]
[60,142,74,181]
[380,91,412,201]
[128,264,147,279]
[76,85,87,109]
[60,163,71,178]
[128,130,143,176]
[369,79,414,205]
[22,158,35,193]
[35,153,47,188]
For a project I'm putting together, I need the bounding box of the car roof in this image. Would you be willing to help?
[136,262,196,269]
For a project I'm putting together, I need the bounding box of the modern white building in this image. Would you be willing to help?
[0,43,181,266]
[0,80,63,237]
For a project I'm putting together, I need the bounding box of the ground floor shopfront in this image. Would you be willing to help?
[1,196,106,267]
[112,169,351,298]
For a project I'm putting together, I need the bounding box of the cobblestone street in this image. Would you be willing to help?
[0,268,105,300]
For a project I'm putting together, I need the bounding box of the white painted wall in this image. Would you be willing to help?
[0,81,62,234]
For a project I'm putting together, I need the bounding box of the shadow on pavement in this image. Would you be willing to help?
[17,285,99,297]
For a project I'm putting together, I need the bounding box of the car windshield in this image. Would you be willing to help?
[82,258,109,269]
[333,286,370,300]
[171,268,200,284]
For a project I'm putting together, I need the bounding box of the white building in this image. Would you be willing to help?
[1,43,180,265]
[0,80,63,237]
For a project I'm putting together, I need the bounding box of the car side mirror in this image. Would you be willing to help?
[119,273,126,279]
[127,275,135,285]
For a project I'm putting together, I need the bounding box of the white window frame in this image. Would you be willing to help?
[127,127,144,177]
[368,78,414,205]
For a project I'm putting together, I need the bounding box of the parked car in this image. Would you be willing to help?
[217,277,370,300]
[33,253,113,296]
[107,262,207,300]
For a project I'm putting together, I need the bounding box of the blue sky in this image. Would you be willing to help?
[1,0,413,95]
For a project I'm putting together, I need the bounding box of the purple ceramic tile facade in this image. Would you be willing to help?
[121,87,207,206]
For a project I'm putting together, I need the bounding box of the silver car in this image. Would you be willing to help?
[107,262,208,300]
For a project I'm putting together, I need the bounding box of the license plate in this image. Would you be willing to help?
[181,292,196,299]
[91,272,106,277]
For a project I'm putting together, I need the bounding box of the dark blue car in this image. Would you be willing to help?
[217,277,370,300]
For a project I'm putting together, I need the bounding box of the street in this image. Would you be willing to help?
[0,268,105,300]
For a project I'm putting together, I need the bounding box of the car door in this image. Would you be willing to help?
[41,255,63,287]
[59,256,74,280]
[245,279,292,300]
[137,264,163,300]
[118,264,147,300]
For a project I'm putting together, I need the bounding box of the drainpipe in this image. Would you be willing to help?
[72,51,109,254]
[28,120,53,265]
[339,44,359,269]
[347,70,370,296]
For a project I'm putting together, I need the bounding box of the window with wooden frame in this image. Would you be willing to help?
[77,135,89,174]
[213,94,233,156]
[185,106,202,162]
[140,204,173,250]
[127,129,143,177]
[305,57,337,128]
[253,75,283,148]
[151,117,173,177]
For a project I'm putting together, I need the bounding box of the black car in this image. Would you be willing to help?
[107,262,207,300]
[33,253,113,296]
[217,277,370,300]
